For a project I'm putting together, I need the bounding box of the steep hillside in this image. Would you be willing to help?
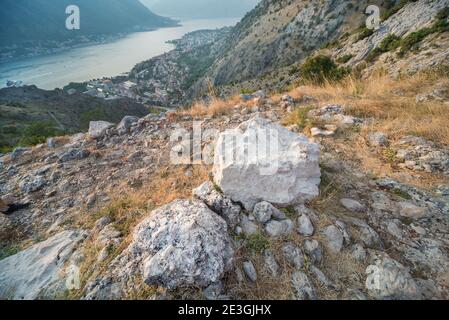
[188,0,449,100]
[0,86,152,152]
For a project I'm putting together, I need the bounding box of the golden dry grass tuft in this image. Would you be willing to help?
[289,69,449,146]
[178,96,241,118]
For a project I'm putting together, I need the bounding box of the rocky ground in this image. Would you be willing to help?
[1,74,448,300]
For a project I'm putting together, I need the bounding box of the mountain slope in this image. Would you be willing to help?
[188,0,449,99]
[0,0,176,46]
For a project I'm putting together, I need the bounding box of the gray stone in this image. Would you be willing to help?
[243,261,258,282]
[297,214,314,236]
[88,121,114,139]
[291,271,316,300]
[351,244,367,262]
[58,148,90,163]
[282,243,304,269]
[117,116,139,133]
[265,219,294,237]
[240,215,259,236]
[263,250,281,278]
[135,200,234,289]
[340,198,365,212]
[203,281,224,300]
[365,256,421,300]
[322,225,344,253]
[19,175,45,193]
[253,201,285,223]
[193,181,241,228]
[303,239,322,264]
[368,132,389,147]
[397,202,427,219]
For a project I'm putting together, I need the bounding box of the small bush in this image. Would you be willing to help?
[382,0,413,21]
[357,27,374,41]
[240,88,255,95]
[366,34,401,62]
[336,54,353,64]
[246,233,270,253]
[300,55,350,84]
[18,121,63,147]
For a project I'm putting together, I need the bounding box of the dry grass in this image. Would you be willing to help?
[289,69,449,146]
[178,96,241,118]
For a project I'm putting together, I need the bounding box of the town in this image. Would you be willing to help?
[66,28,231,108]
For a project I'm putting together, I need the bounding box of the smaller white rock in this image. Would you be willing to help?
[340,198,365,212]
[397,202,427,219]
[89,121,114,139]
[282,243,304,269]
[243,261,258,282]
[291,271,316,300]
[322,225,344,253]
[297,214,314,236]
[253,201,285,223]
[265,219,294,237]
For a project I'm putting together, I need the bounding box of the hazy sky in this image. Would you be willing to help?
[139,0,260,19]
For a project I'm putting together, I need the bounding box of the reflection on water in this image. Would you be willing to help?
[0,18,238,90]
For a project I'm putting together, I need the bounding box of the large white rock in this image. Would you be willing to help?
[0,230,86,300]
[134,200,234,289]
[88,121,114,139]
[213,118,321,210]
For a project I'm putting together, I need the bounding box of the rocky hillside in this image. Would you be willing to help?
[0,85,151,152]
[188,0,449,99]
[0,0,449,301]
[1,67,449,299]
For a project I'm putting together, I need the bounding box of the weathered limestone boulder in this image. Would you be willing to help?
[88,121,114,139]
[134,200,234,289]
[213,118,321,211]
[0,230,87,300]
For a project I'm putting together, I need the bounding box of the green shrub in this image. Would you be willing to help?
[0,245,21,260]
[398,28,432,56]
[366,34,401,62]
[336,54,353,64]
[379,34,401,51]
[382,0,414,21]
[18,121,62,147]
[300,55,350,84]
[288,65,299,76]
[79,105,108,129]
[246,233,270,253]
[357,27,374,41]
[240,88,255,95]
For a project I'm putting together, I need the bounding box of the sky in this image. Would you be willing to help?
[139,0,260,19]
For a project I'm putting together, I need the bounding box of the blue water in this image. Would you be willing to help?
[0,18,239,90]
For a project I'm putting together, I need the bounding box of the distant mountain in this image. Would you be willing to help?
[0,0,176,46]
[139,0,260,19]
